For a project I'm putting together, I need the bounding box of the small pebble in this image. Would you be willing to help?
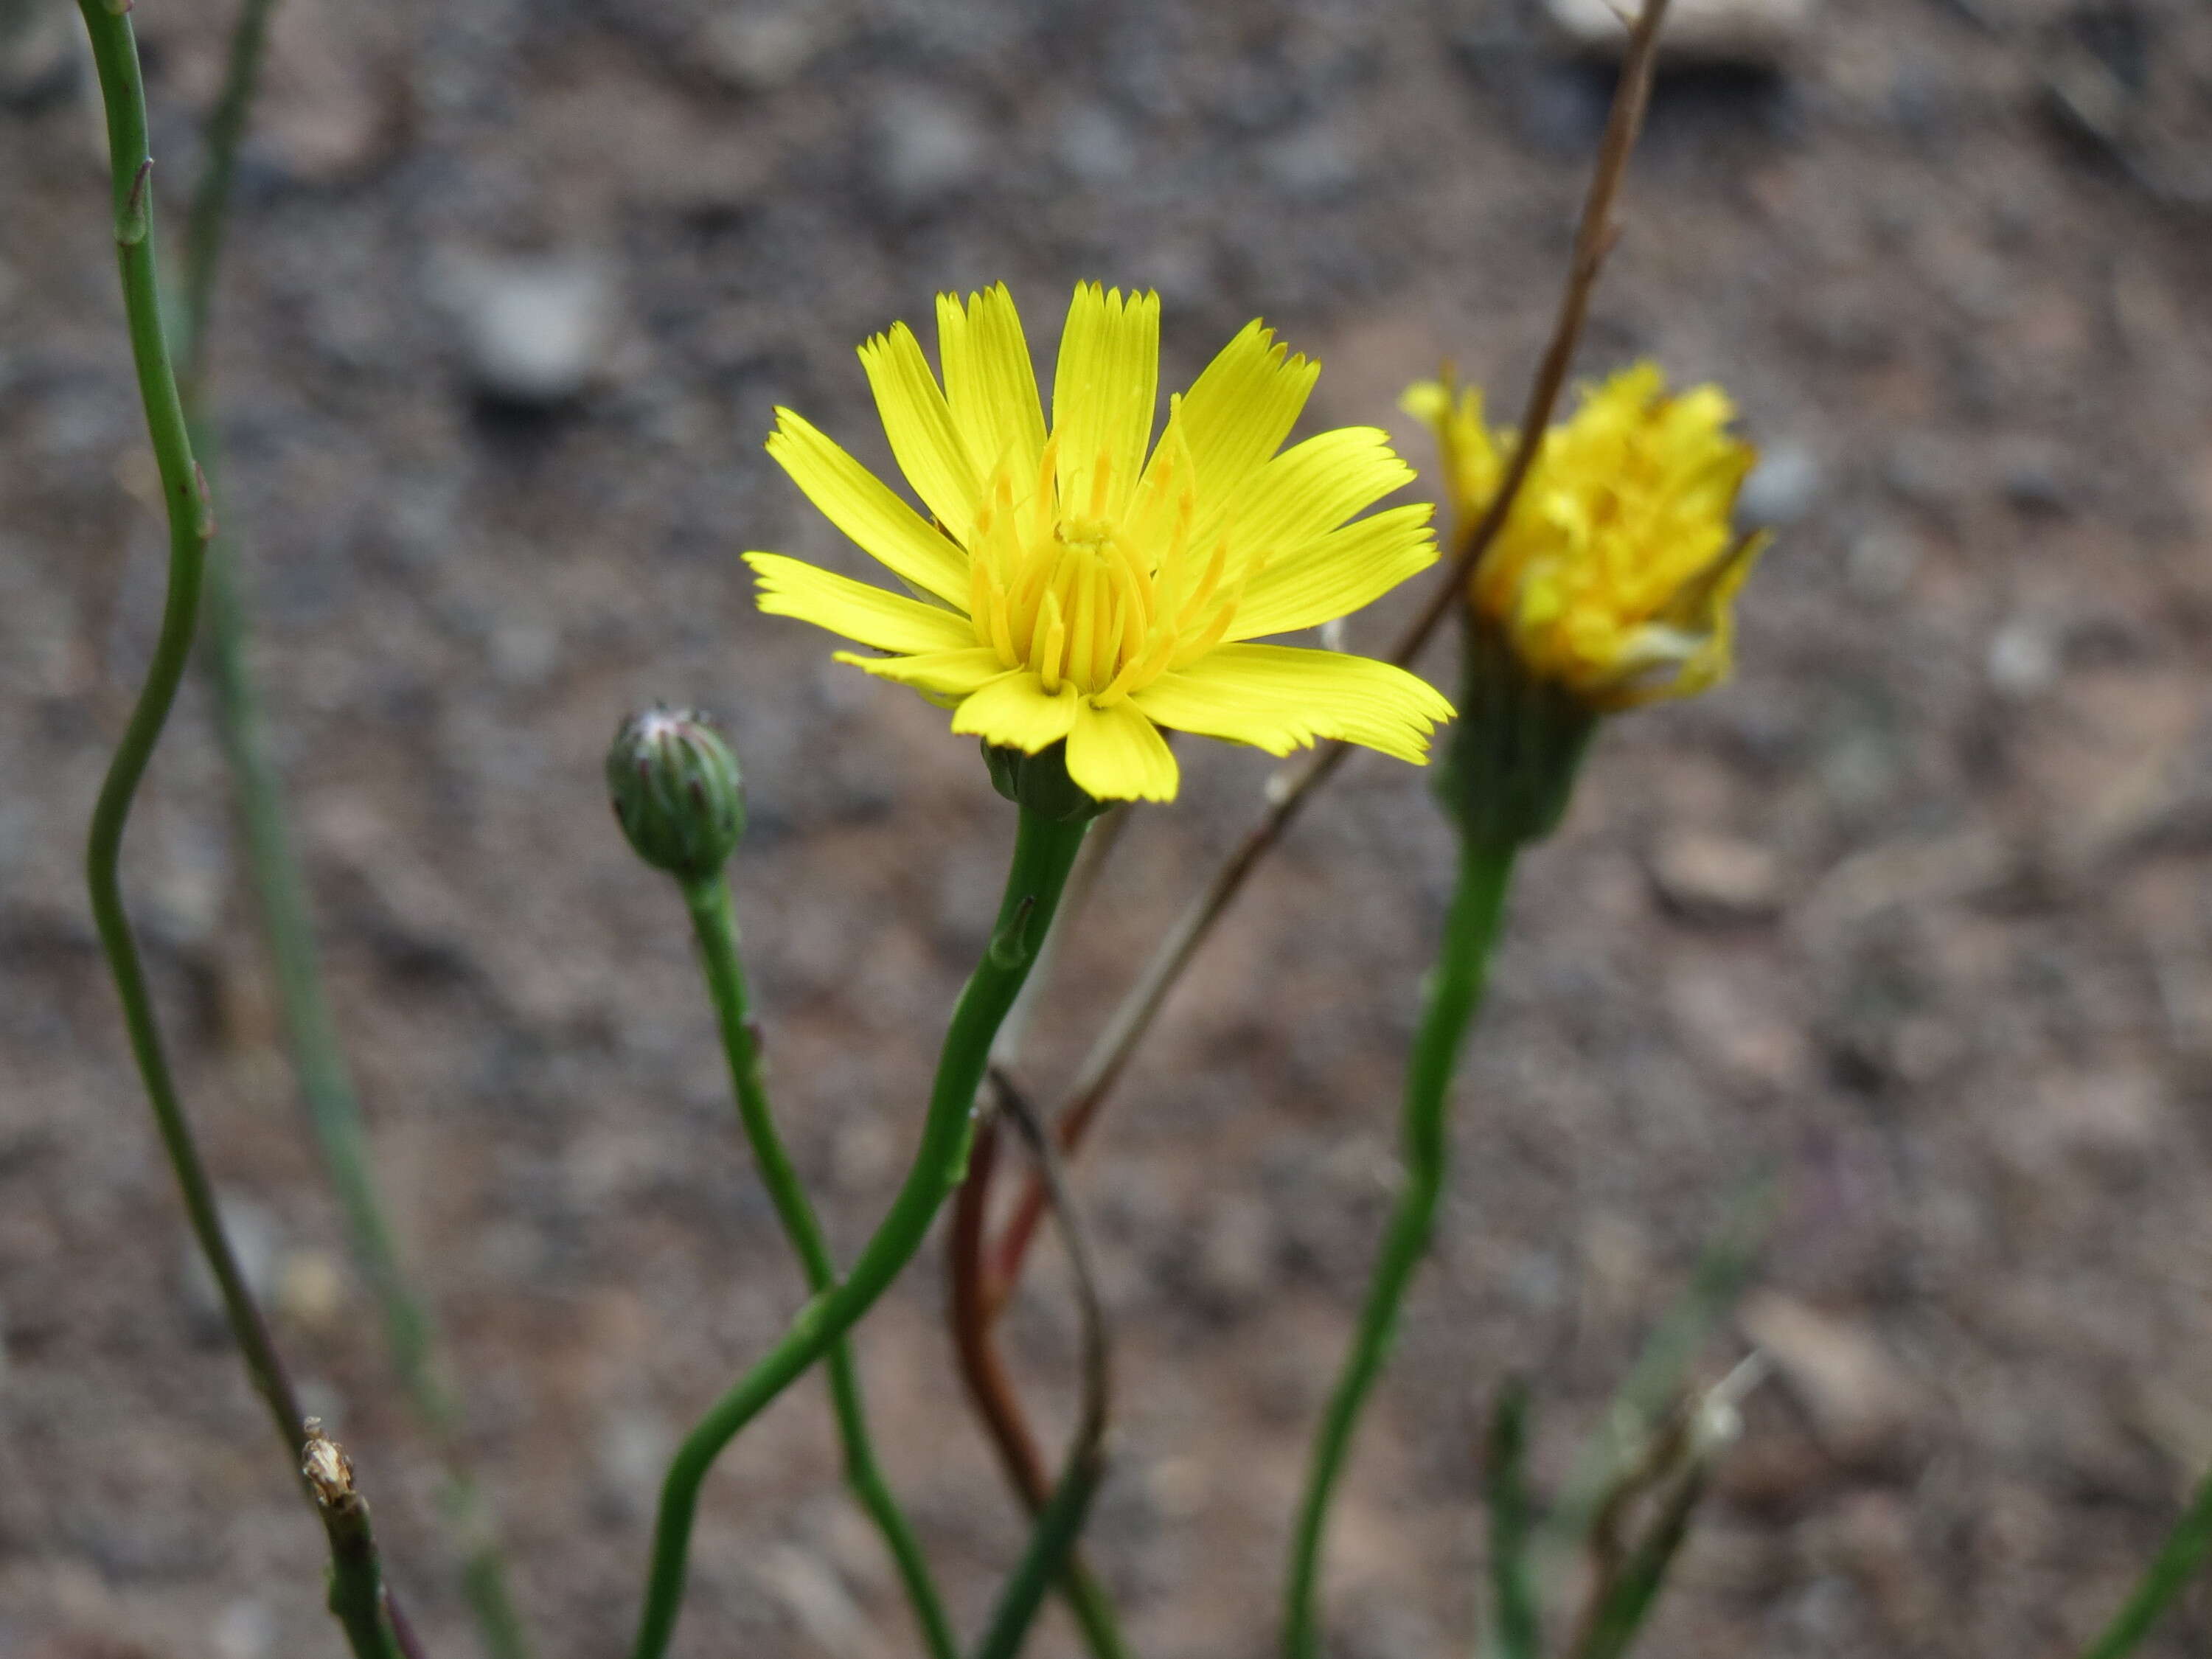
[1056,102,1138,184]
[438,253,612,408]
[1262,124,1361,202]
[275,1248,348,1330]
[0,1,80,108]
[1986,617,2059,698]
[1741,1293,1923,1469]
[179,1195,282,1343]
[700,8,821,94]
[1738,440,1822,527]
[1846,526,1921,601]
[1546,0,1817,66]
[1649,830,1784,921]
[874,87,987,212]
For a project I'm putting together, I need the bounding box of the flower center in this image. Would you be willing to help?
[966,439,1256,703]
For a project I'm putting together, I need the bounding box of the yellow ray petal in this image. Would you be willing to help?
[1170,319,1318,499]
[1065,699,1179,801]
[938,285,1046,484]
[858,322,984,537]
[835,646,1008,700]
[949,671,1081,753]
[1229,503,1438,641]
[765,410,971,605]
[1051,283,1159,521]
[1133,643,1451,764]
[1208,426,1415,565]
[745,553,977,655]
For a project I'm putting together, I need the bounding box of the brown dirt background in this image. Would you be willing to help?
[5,0,2212,1655]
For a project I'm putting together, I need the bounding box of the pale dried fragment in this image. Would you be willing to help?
[1546,0,1816,67]
[1742,1293,1923,1469]
[301,1419,357,1508]
[1649,830,1783,921]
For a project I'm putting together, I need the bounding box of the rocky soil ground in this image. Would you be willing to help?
[4,0,2212,1655]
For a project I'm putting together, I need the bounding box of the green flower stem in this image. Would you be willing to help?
[177,0,277,403]
[167,4,532,1650]
[1485,1381,1541,1659]
[975,1442,1108,1659]
[678,873,959,1659]
[202,525,532,1659]
[1283,830,1520,1659]
[2081,1464,2212,1659]
[630,805,1091,1659]
[322,1494,406,1659]
[74,7,396,1657]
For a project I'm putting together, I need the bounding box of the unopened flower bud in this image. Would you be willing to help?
[607,706,745,883]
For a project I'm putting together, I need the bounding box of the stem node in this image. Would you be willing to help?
[118,156,152,244]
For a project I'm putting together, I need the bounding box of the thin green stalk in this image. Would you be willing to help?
[304,1424,411,1659]
[1533,1182,1767,1567]
[975,1450,1108,1659]
[1568,1469,1708,1659]
[1283,832,1519,1659]
[178,0,277,402]
[1485,1381,1540,1659]
[630,806,1091,1659]
[2081,1464,2212,1659]
[74,7,395,1655]
[203,530,532,1659]
[679,874,959,1659]
[170,4,532,1652]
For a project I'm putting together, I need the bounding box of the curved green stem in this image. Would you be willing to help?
[74,7,395,1657]
[679,874,959,1659]
[1283,832,1518,1659]
[630,806,1090,1659]
[2081,1464,2212,1659]
[975,1448,1108,1659]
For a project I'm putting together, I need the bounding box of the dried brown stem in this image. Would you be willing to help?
[969,1067,1121,1659]
[947,1117,1054,1509]
[987,0,1674,1295]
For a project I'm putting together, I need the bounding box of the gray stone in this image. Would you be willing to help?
[1649,830,1784,921]
[1739,440,1822,527]
[0,0,80,108]
[1742,1293,1923,1468]
[1986,616,2059,698]
[1192,1195,1279,1312]
[178,1195,282,1343]
[874,88,987,212]
[437,252,613,407]
[1056,103,1138,184]
[594,1408,674,1522]
[753,1543,877,1659]
[1845,526,1921,602]
[700,8,824,94]
[1262,124,1361,203]
[1546,0,1816,67]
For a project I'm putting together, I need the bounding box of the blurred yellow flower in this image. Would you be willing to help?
[1404,364,1767,712]
[746,282,1453,803]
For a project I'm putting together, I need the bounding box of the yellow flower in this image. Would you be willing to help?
[745,282,1453,803]
[1404,364,1767,712]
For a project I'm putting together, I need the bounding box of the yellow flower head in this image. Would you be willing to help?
[745,282,1454,803]
[1404,363,1767,712]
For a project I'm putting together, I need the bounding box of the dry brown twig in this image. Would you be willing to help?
[947,0,1677,1537]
